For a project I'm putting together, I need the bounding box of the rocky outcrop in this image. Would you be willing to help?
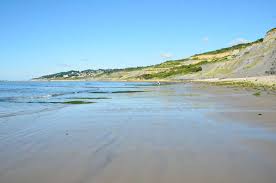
[264,28,276,75]
[264,28,276,43]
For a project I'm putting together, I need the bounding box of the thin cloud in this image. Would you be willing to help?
[229,38,250,46]
[202,37,209,43]
[160,53,173,59]
[58,64,71,68]
[80,58,89,62]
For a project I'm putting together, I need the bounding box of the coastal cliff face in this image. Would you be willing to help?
[183,28,276,79]
[36,28,276,81]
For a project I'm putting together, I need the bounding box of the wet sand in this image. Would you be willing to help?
[0,83,276,183]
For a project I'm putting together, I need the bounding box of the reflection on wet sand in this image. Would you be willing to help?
[0,83,276,183]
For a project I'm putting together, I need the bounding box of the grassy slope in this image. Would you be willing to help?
[36,39,260,81]
[93,40,260,80]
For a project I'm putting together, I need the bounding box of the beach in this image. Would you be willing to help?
[0,82,276,183]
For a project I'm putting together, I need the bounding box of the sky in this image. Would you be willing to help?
[0,0,275,80]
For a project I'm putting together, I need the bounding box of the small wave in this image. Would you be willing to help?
[0,94,53,102]
[111,90,146,93]
[84,86,139,89]
[46,90,99,97]
[30,94,52,99]
[25,101,95,105]
[76,90,99,94]
[0,97,18,103]
[89,90,146,94]
[0,91,95,104]
[89,91,110,94]
[50,91,78,97]
[0,106,64,119]
[67,97,111,100]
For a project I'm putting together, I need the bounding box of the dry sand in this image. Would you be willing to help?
[194,75,276,87]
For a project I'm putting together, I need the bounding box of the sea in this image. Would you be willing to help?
[0,81,156,118]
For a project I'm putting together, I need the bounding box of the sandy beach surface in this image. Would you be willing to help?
[194,75,276,87]
[0,82,276,183]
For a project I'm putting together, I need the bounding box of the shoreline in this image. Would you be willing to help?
[193,75,276,91]
[32,75,276,91]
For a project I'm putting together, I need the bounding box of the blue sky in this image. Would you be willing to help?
[0,0,275,80]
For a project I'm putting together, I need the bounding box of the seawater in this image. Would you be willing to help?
[0,81,155,118]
